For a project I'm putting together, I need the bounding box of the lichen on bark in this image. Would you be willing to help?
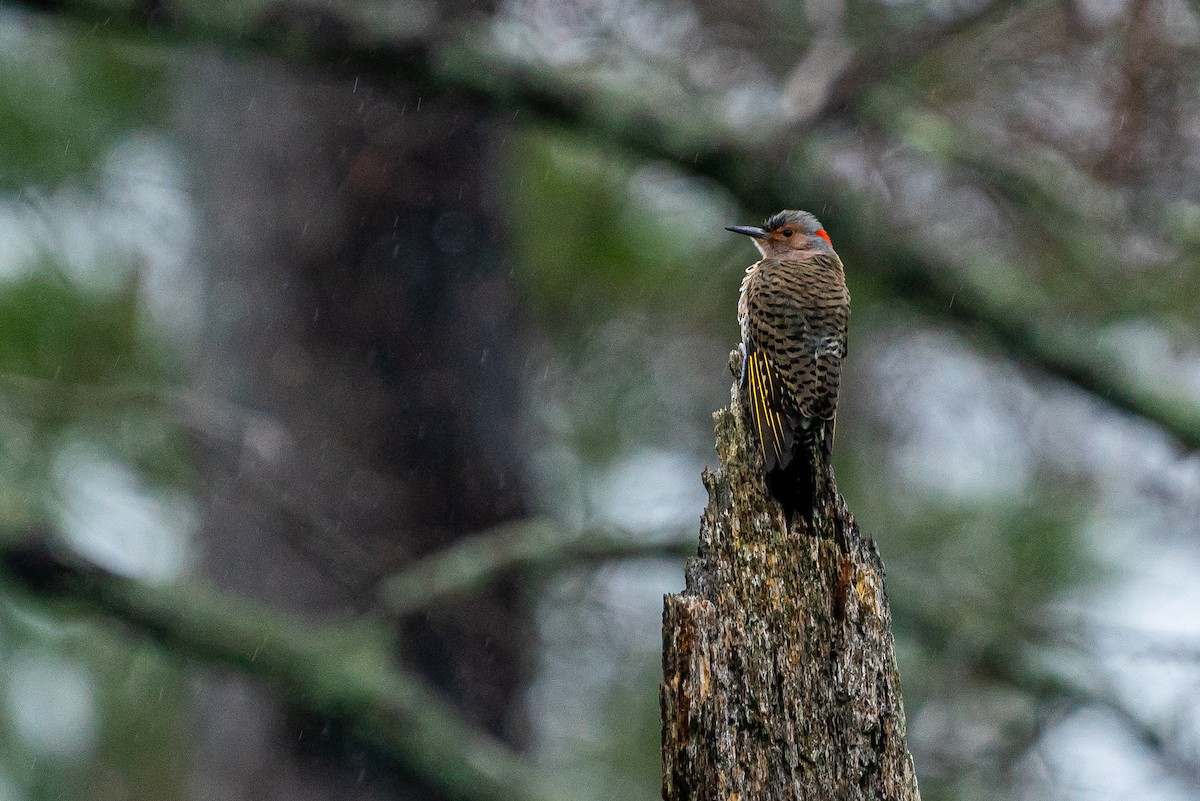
[661,382,920,801]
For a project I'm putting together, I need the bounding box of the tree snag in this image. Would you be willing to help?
[661,381,920,801]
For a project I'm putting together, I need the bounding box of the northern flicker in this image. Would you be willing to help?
[727,210,850,524]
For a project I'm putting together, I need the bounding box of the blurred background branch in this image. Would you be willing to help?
[0,535,573,801]
[380,519,691,615]
[10,0,1200,455]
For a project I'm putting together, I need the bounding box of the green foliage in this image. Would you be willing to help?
[0,14,190,801]
[0,270,192,795]
[505,128,739,332]
[0,269,186,525]
[505,129,749,468]
[0,26,167,187]
[0,271,157,385]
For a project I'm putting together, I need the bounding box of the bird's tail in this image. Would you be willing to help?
[766,454,814,529]
[767,418,833,530]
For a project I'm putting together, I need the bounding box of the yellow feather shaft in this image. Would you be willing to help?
[763,359,783,456]
[749,353,785,463]
[751,357,769,458]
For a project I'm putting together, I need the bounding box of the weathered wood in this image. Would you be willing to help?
[661,382,920,801]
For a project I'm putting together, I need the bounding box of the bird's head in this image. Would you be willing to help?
[726,210,833,258]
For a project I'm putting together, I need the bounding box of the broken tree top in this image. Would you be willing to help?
[660,387,920,801]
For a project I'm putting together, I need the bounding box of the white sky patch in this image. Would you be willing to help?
[0,206,43,279]
[1020,707,1196,801]
[6,651,95,758]
[0,132,199,346]
[589,447,707,533]
[872,330,1034,501]
[1098,321,1200,413]
[625,163,736,256]
[1083,534,1200,712]
[1072,0,1134,26]
[722,83,787,130]
[529,559,678,801]
[99,132,201,345]
[1025,491,1200,799]
[51,439,195,583]
[1098,322,1179,384]
[0,771,19,801]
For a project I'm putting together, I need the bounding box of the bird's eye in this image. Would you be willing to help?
[782,228,794,237]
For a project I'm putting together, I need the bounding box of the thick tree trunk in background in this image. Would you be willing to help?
[178,53,528,801]
[662,384,919,801]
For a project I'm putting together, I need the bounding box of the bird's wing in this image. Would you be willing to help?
[744,338,796,473]
[766,257,848,422]
[743,254,849,463]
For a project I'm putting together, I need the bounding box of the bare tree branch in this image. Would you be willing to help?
[379,519,692,615]
[0,535,575,801]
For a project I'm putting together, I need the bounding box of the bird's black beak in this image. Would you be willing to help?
[725,225,769,240]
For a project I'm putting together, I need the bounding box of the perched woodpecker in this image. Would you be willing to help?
[727,210,850,524]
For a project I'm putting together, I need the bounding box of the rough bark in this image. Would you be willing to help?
[661,382,920,801]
